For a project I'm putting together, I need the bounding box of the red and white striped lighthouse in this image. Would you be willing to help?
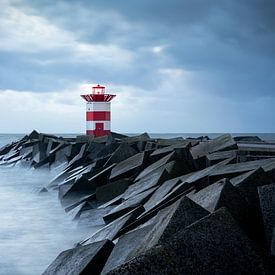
[81,84,116,137]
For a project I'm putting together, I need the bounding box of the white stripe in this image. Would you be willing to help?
[86,121,111,130]
[86,102,111,112]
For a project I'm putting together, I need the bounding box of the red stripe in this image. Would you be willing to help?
[86,130,111,136]
[86,111,110,121]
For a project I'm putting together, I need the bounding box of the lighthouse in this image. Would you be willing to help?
[81,84,116,137]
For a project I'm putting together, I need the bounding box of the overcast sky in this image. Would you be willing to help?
[0,0,274,133]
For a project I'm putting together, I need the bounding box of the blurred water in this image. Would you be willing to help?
[0,132,275,274]
[0,134,90,275]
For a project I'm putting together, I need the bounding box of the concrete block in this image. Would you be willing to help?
[82,206,144,244]
[110,152,146,180]
[108,208,266,275]
[122,165,169,200]
[103,187,157,223]
[111,197,210,270]
[258,183,275,253]
[187,178,253,237]
[42,240,114,275]
[101,224,155,274]
[191,134,237,159]
[135,152,175,181]
[96,179,130,203]
[104,143,137,167]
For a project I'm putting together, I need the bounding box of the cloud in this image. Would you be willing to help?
[0,0,275,132]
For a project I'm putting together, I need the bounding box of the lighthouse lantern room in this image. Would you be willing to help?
[81,84,116,137]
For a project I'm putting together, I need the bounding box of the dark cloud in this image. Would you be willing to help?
[1,0,275,132]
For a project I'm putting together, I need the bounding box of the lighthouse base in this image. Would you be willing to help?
[86,129,111,137]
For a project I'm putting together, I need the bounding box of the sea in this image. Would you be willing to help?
[0,133,275,275]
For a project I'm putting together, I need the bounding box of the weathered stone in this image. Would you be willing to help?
[78,206,114,232]
[101,224,155,274]
[67,201,93,220]
[59,179,96,207]
[98,193,124,209]
[231,168,270,242]
[42,240,114,275]
[110,152,146,180]
[28,129,40,140]
[234,135,263,142]
[96,143,120,160]
[210,158,275,180]
[109,208,266,275]
[0,142,17,156]
[187,178,253,237]
[191,134,237,159]
[82,206,144,244]
[104,143,137,167]
[135,152,175,181]
[206,150,238,164]
[143,177,183,212]
[67,144,87,167]
[110,132,128,139]
[120,133,150,143]
[152,196,210,246]
[39,187,48,193]
[103,187,157,223]
[150,141,190,160]
[258,183,275,252]
[114,196,210,269]
[88,164,116,186]
[122,165,169,200]
[271,230,275,256]
[96,179,130,203]
[76,135,95,143]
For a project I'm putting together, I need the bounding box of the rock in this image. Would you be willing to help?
[120,133,150,143]
[142,177,183,212]
[96,179,130,203]
[76,135,96,143]
[234,135,263,142]
[108,208,267,275]
[206,150,238,165]
[110,132,128,139]
[231,168,270,242]
[28,130,40,140]
[109,196,209,272]
[149,141,190,160]
[78,206,114,232]
[110,152,146,181]
[101,224,155,274]
[104,143,137,167]
[209,158,275,180]
[96,143,120,160]
[135,152,175,181]
[66,201,90,220]
[122,165,168,200]
[98,193,124,209]
[103,187,157,223]
[67,144,87,167]
[39,187,48,193]
[258,183,275,253]
[271,230,275,256]
[82,206,144,244]
[88,164,116,186]
[42,240,114,275]
[151,196,210,246]
[191,134,237,159]
[187,178,253,237]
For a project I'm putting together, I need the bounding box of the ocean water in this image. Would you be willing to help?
[0,134,89,275]
[0,132,275,274]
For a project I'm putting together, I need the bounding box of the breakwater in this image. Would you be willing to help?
[1,130,275,274]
